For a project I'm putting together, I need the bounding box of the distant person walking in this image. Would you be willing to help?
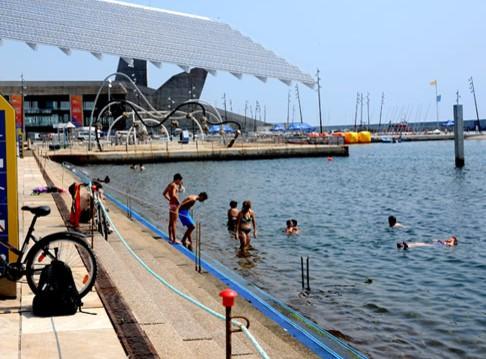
[163,173,183,244]
[178,192,208,251]
[236,200,257,250]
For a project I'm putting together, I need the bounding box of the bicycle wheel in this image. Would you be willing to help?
[96,203,103,234]
[101,211,109,241]
[25,234,97,297]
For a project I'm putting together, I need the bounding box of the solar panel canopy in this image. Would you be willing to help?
[0,0,315,86]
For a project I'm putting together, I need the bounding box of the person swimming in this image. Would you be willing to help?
[397,236,458,250]
[388,215,404,228]
[284,219,300,235]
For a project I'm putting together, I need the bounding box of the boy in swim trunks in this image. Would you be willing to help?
[163,173,183,244]
[178,192,208,251]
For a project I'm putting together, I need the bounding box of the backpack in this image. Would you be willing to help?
[32,260,83,317]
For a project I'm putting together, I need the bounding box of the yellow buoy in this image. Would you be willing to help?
[358,131,372,143]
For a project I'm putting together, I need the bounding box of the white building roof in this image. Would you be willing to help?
[0,0,315,86]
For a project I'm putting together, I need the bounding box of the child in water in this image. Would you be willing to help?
[227,200,239,236]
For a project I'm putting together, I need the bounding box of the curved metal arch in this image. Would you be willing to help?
[89,72,167,150]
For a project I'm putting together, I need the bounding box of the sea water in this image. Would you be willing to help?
[85,140,486,358]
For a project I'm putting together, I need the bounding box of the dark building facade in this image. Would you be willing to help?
[0,59,268,135]
[0,59,209,135]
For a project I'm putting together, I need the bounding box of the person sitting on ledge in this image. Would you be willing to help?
[397,236,458,250]
[388,215,404,228]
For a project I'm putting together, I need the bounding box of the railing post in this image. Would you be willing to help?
[220,288,238,359]
[301,256,305,291]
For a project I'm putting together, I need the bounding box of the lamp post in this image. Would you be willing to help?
[354,92,359,132]
[244,101,248,133]
[378,92,384,133]
[223,93,228,121]
[316,69,323,133]
[430,80,440,128]
[366,92,370,130]
[468,77,482,133]
[286,90,291,128]
[295,84,303,124]
[107,79,112,119]
[21,73,26,136]
[168,96,175,138]
[20,73,27,157]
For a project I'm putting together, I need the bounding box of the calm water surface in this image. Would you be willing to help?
[86,141,486,359]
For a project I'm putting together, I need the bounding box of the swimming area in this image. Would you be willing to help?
[85,140,486,358]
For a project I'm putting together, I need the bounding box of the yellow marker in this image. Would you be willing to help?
[0,96,19,298]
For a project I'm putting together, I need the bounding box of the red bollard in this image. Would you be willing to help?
[220,288,237,359]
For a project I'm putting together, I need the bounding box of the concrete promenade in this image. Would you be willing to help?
[0,156,126,359]
[42,141,349,165]
[34,155,319,358]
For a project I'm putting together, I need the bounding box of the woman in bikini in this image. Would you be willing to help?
[236,200,257,250]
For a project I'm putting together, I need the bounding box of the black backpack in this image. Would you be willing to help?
[32,260,83,317]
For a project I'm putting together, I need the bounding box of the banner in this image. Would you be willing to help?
[9,95,23,129]
[70,95,83,127]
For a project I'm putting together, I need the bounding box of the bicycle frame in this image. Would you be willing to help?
[0,213,87,268]
[0,214,43,267]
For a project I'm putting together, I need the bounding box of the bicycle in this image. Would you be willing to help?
[0,205,97,297]
[89,176,111,241]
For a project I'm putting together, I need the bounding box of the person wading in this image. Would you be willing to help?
[236,200,257,251]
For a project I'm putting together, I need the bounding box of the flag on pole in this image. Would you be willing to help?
[436,95,442,102]
[430,80,437,86]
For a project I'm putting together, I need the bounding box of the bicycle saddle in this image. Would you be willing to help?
[21,205,51,217]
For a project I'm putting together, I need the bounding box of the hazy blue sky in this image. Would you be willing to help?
[1,0,485,126]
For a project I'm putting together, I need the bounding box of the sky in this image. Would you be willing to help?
[1,0,486,127]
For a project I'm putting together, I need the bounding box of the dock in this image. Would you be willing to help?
[42,142,349,165]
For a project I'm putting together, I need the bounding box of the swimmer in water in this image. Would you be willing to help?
[291,219,300,234]
[284,219,300,235]
[388,215,404,228]
[397,236,458,250]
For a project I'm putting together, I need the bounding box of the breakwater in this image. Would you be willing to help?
[42,143,348,165]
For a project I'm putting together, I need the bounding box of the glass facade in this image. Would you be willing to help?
[23,95,71,128]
